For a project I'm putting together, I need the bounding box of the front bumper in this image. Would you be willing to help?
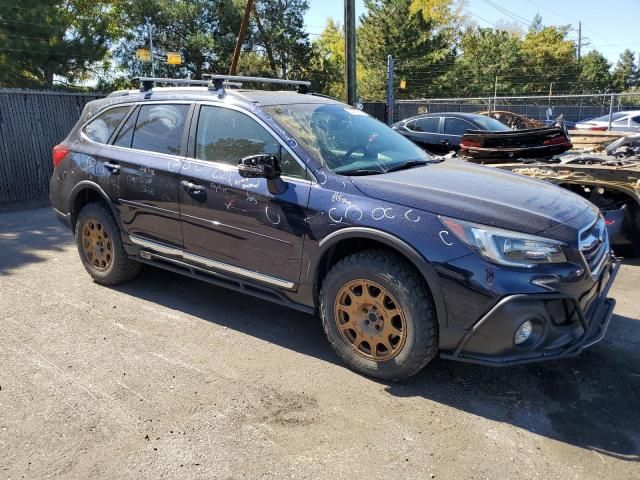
[441,256,620,366]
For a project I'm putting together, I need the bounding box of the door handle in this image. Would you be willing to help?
[181,180,205,195]
[440,140,450,145]
[104,161,120,174]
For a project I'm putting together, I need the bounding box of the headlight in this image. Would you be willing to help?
[439,216,567,268]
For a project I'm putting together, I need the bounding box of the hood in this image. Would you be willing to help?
[350,159,595,236]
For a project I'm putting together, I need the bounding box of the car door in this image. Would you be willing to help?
[78,104,133,203]
[105,102,193,252]
[178,103,311,288]
[442,117,476,151]
[412,116,446,154]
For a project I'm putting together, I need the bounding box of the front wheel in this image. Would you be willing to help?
[320,250,438,381]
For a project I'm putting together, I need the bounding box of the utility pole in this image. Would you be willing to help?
[577,21,582,61]
[230,0,253,76]
[148,22,155,77]
[344,0,357,106]
[386,55,394,125]
[493,76,498,113]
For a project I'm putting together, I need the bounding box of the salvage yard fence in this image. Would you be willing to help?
[391,93,640,124]
[0,90,105,204]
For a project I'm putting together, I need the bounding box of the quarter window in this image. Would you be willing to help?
[195,105,306,179]
[113,107,138,148]
[131,104,190,155]
[83,106,130,144]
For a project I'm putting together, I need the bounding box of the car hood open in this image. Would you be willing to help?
[350,159,596,236]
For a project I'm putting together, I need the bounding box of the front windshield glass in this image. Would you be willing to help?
[473,116,512,132]
[265,104,431,174]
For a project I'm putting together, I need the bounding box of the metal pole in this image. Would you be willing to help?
[148,23,155,77]
[607,93,614,131]
[577,21,582,61]
[493,76,498,112]
[230,0,253,75]
[344,0,357,106]
[386,55,394,125]
[487,96,492,114]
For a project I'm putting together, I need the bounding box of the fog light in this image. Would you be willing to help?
[514,320,533,345]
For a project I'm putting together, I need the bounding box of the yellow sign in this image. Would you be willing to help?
[136,49,151,62]
[167,52,182,65]
[399,79,407,89]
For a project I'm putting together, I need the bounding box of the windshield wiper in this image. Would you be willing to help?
[336,168,385,176]
[385,159,433,172]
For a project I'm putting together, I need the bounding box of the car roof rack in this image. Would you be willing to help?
[203,74,311,93]
[131,75,311,94]
[132,77,210,92]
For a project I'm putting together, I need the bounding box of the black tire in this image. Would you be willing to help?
[75,201,141,285]
[320,249,438,381]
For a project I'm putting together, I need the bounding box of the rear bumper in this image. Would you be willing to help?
[441,257,620,366]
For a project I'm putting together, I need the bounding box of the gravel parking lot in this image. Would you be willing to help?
[1,207,639,479]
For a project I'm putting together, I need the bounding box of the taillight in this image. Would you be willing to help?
[543,135,572,146]
[52,145,70,168]
[460,138,481,148]
[588,126,607,131]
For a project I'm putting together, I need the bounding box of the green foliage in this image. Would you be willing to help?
[307,19,345,100]
[250,0,312,79]
[358,0,455,100]
[579,51,612,93]
[612,49,640,91]
[0,0,112,87]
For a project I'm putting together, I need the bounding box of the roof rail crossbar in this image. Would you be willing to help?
[204,74,311,93]
[132,77,210,92]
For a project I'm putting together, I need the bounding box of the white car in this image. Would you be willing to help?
[575,111,640,131]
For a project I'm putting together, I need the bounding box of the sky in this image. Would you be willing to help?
[304,0,640,64]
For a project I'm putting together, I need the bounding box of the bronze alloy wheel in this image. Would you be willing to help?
[81,217,113,271]
[334,279,408,361]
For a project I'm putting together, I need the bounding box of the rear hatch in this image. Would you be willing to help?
[461,127,572,161]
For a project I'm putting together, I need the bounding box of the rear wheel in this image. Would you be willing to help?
[75,202,140,285]
[320,250,438,381]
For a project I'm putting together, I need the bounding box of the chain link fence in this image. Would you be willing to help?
[393,93,640,124]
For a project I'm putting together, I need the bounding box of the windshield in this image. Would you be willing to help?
[592,113,627,122]
[265,104,431,174]
[473,116,512,132]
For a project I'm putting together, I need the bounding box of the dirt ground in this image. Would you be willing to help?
[1,207,639,480]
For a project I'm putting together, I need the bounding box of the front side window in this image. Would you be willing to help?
[265,104,430,175]
[83,106,130,144]
[131,104,190,155]
[195,105,306,179]
[444,118,474,136]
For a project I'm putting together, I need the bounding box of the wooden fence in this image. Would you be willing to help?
[0,90,104,204]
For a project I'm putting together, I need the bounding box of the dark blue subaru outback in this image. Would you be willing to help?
[49,76,619,380]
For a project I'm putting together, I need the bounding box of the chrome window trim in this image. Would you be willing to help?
[129,234,295,289]
[196,101,317,184]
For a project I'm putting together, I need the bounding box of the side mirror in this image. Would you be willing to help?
[237,153,287,195]
[238,154,280,179]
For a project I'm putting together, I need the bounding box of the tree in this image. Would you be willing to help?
[357,0,456,100]
[0,0,113,87]
[308,19,346,99]
[250,0,312,79]
[520,25,579,94]
[612,49,639,91]
[447,28,522,96]
[579,50,612,93]
[111,0,241,80]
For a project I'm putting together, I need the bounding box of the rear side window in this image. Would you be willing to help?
[83,106,130,144]
[414,117,440,133]
[444,118,474,136]
[195,105,306,179]
[131,104,190,155]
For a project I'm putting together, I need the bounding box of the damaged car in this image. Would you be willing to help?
[393,112,573,159]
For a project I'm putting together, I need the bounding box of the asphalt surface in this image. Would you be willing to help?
[1,207,639,480]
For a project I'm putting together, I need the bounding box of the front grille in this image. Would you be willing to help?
[579,217,609,278]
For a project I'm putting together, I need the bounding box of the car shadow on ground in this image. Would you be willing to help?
[0,208,71,275]
[113,265,640,463]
